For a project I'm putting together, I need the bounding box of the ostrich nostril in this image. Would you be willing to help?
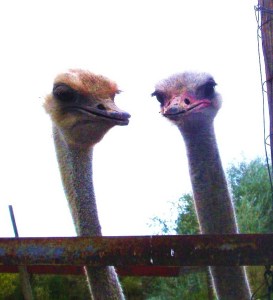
[97,104,106,110]
[184,98,191,105]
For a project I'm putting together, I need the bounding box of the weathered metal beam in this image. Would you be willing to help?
[0,234,272,267]
[0,265,85,276]
[0,265,202,277]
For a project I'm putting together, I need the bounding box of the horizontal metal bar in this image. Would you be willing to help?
[0,234,272,267]
[0,265,83,276]
[0,265,202,277]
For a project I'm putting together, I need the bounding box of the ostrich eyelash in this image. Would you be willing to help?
[151,91,166,106]
[197,80,217,99]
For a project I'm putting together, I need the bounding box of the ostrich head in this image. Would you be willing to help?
[152,72,222,130]
[44,69,130,147]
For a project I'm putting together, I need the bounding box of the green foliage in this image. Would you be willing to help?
[0,274,23,300]
[121,277,145,300]
[0,274,90,300]
[175,193,200,235]
[32,275,89,300]
[140,271,214,300]
[227,157,273,297]
[149,194,200,236]
[149,216,173,235]
[227,157,273,233]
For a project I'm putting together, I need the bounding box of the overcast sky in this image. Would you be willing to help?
[0,0,267,237]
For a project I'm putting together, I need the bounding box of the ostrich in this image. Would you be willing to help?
[44,69,130,300]
[152,72,251,299]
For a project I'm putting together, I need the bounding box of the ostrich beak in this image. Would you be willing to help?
[105,100,131,125]
[65,98,131,126]
[94,98,131,126]
[162,93,211,116]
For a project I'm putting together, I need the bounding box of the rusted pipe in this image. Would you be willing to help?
[0,265,204,277]
[0,234,272,267]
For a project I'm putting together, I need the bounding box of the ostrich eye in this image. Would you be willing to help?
[198,79,216,98]
[151,91,166,106]
[53,84,77,102]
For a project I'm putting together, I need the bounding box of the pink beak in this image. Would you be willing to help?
[163,92,211,116]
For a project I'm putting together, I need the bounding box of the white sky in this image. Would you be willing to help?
[0,0,267,237]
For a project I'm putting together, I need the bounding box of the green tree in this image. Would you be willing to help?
[227,157,273,233]
[32,275,90,300]
[149,194,200,236]
[122,277,145,300]
[0,274,90,300]
[227,157,273,298]
[0,274,23,300]
[175,193,199,235]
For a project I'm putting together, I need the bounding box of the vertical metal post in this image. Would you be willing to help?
[9,205,34,300]
[258,0,273,168]
[9,205,19,237]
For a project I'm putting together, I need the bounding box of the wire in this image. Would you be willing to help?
[254,3,273,207]
[248,4,273,300]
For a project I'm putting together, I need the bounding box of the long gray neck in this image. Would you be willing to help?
[180,124,251,299]
[181,124,238,234]
[53,125,101,236]
[53,126,125,300]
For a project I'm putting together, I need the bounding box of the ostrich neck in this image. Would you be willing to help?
[181,124,251,299]
[53,126,125,300]
[181,124,238,234]
[53,126,101,236]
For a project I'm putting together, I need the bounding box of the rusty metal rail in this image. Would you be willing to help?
[0,234,272,276]
[0,265,197,277]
